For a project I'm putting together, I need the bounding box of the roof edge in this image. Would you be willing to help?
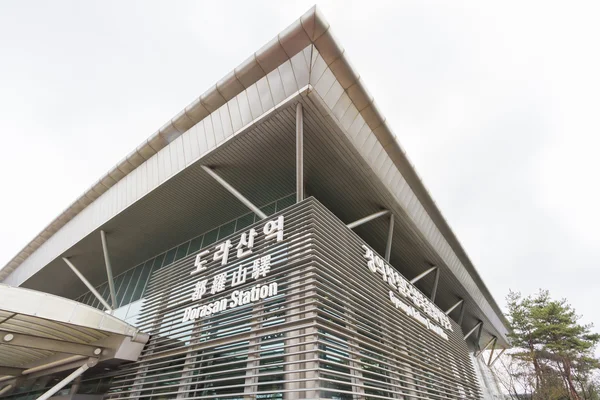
[0,6,509,333]
[0,5,321,281]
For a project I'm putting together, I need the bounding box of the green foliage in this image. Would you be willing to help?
[502,289,600,400]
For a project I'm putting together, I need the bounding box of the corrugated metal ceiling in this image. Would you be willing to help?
[21,95,508,347]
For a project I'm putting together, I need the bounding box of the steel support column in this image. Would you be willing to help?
[410,266,437,285]
[0,384,12,396]
[458,301,466,325]
[475,336,496,358]
[0,367,24,377]
[489,348,506,367]
[202,166,267,219]
[384,214,394,262]
[464,321,483,340]
[62,258,112,312]
[430,267,440,302]
[445,299,464,315]
[23,355,87,376]
[296,102,304,202]
[487,338,498,365]
[36,359,96,400]
[100,230,118,309]
[347,210,389,229]
[475,321,484,351]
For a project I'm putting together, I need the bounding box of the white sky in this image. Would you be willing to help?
[1,1,599,330]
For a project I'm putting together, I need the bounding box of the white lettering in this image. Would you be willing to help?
[365,244,453,338]
[389,291,448,341]
[184,283,279,323]
[191,250,210,275]
[263,216,284,242]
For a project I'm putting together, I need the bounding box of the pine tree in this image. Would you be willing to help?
[504,290,600,400]
[532,292,600,400]
[506,290,546,393]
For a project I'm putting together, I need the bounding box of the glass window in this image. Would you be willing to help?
[153,253,165,270]
[115,268,135,307]
[218,221,236,239]
[120,264,144,307]
[162,248,177,268]
[188,341,249,398]
[88,291,98,306]
[275,193,296,211]
[90,287,101,309]
[174,242,189,262]
[203,228,219,247]
[259,202,276,218]
[98,282,108,301]
[112,274,125,301]
[258,333,285,395]
[87,295,96,309]
[81,291,92,306]
[187,235,203,255]
[91,283,108,310]
[149,254,165,279]
[235,213,254,231]
[132,259,155,302]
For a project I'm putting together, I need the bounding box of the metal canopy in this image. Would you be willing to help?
[0,284,148,391]
[13,93,508,348]
[0,6,510,352]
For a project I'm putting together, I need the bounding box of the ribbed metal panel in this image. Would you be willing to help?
[105,199,481,399]
[17,93,506,348]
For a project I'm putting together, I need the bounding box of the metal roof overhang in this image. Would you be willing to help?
[12,89,509,348]
[0,284,148,392]
[0,6,510,349]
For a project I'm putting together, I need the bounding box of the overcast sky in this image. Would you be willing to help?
[1,1,599,330]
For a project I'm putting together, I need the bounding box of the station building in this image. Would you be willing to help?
[0,6,508,399]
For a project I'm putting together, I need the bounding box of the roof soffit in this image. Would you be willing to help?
[0,6,508,337]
